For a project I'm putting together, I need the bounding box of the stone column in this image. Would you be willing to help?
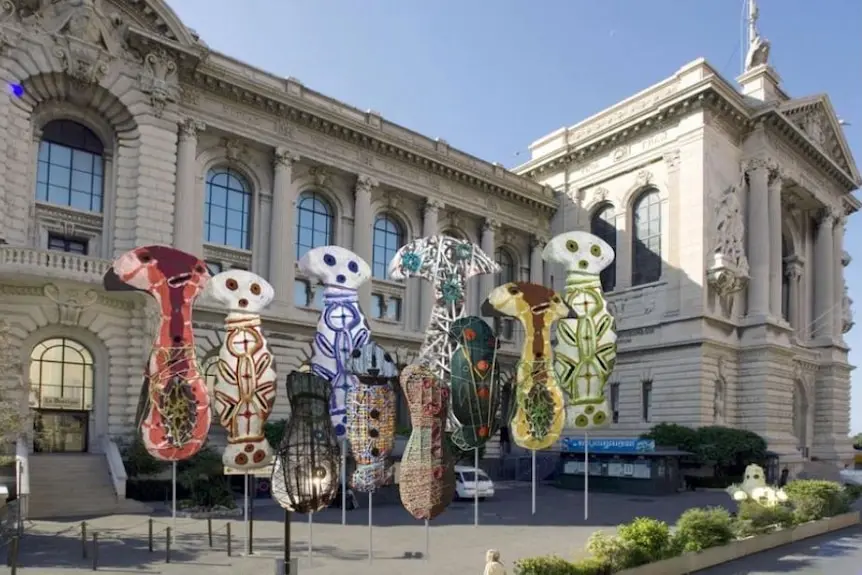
[530,235,546,284]
[268,147,300,304]
[419,199,443,329]
[353,174,377,310]
[745,161,770,317]
[813,207,836,340]
[767,171,783,319]
[832,212,846,338]
[480,219,498,318]
[174,118,205,256]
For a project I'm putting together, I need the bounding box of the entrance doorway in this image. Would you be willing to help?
[29,337,95,453]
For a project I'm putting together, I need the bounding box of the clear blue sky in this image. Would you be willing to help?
[167,0,862,434]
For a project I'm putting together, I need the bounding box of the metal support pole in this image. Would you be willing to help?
[473,447,479,527]
[308,513,313,566]
[171,462,177,526]
[283,509,291,574]
[244,473,251,555]
[367,492,373,563]
[584,431,589,521]
[341,444,347,525]
[531,451,537,515]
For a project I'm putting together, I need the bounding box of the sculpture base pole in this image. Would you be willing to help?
[584,432,589,521]
[171,461,177,526]
[424,519,430,560]
[244,472,251,555]
[474,447,480,527]
[531,451,537,515]
[307,513,313,566]
[283,509,291,574]
[341,444,347,526]
[368,492,373,563]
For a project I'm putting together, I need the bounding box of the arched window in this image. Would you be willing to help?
[36,120,104,213]
[632,189,662,286]
[590,204,617,292]
[495,248,516,339]
[372,215,404,278]
[204,168,252,250]
[29,338,94,411]
[296,191,334,260]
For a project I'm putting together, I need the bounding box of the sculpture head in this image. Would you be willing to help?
[542,231,614,275]
[103,245,210,302]
[741,463,767,489]
[207,270,274,314]
[388,236,499,283]
[481,282,575,324]
[298,246,370,291]
[348,341,398,383]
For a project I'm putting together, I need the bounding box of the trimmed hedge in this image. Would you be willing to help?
[515,479,856,574]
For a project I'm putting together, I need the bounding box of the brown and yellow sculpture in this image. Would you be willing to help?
[482,282,571,450]
[398,364,456,520]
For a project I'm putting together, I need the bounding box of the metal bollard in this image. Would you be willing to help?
[81,521,88,559]
[165,527,172,563]
[148,518,153,552]
[207,517,213,547]
[226,522,232,557]
[92,533,98,571]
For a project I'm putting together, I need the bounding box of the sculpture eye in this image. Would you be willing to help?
[507,285,520,295]
[590,245,601,256]
[139,253,152,263]
[250,283,261,295]
[195,265,206,274]
[552,296,561,304]
[566,240,579,253]
[578,260,589,269]
[226,279,238,291]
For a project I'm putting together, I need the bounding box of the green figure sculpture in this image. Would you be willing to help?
[543,231,618,429]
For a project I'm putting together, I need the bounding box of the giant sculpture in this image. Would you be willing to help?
[298,246,372,439]
[398,364,456,520]
[271,371,341,513]
[208,270,278,470]
[346,341,398,492]
[447,316,501,451]
[543,232,617,430]
[483,283,570,450]
[103,246,211,461]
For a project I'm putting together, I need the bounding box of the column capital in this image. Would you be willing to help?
[784,261,803,281]
[741,156,778,175]
[483,218,500,233]
[273,147,300,169]
[425,198,445,212]
[663,150,681,170]
[355,174,378,197]
[178,118,206,141]
[531,234,549,249]
[817,205,841,227]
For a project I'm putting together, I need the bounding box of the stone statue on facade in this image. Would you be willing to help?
[707,183,749,297]
[842,282,854,334]
[744,0,770,71]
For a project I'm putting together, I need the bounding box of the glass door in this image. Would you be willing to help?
[33,411,89,453]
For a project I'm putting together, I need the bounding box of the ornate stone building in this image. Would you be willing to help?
[0,0,856,516]
[516,11,859,470]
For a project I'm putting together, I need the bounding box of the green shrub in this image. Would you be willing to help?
[176,446,235,509]
[513,555,579,575]
[784,479,850,523]
[121,436,169,478]
[616,517,672,566]
[672,507,735,553]
[264,419,287,447]
[569,557,612,575]
[735,500,795,537]
[843,483,862,503]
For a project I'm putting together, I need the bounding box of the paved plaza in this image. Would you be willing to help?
[8,483,730,575]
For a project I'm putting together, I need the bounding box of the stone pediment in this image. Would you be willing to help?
[779,95,861,185]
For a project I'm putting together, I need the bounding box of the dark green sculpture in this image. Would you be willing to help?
[447,316,501,451]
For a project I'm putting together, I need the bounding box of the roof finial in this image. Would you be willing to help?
[744,0,770,71]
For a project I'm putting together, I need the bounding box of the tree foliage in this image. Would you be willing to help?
[641,423,767,474]
[852,433,862,451]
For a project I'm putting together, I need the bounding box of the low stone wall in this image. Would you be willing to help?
[617,511,861,575]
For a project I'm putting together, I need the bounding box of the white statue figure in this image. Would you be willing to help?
[727,463,788,506]
[208,270,278,470]
[298,246,372,440]
[543,231,617,430]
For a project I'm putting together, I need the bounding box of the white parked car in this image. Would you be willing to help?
[839,469,862,486]
[454,466,495,500]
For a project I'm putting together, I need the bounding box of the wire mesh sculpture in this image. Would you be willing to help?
[298,246,371,440]
[271,371,341,513]
[482,282,572,450]
[346,341,398,492]
[208,270,278,470]
[388,236,498,384]
[447,316,502,451]
[398,364,456,520]
[103,246,211,461]
[543,232,618,430]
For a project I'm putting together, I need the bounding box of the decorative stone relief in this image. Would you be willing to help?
[308,166,329,187]
[842,282,854,334]
[355,174,378,196]
[714,357,727,425]
[139,48,178,118]
[222,138,247,162]
[706,182,749,297]
[42,283,99,326]
[635,170,653,188]
[801,111,827,147]
[564,184,583,207]
[592,187,609,205]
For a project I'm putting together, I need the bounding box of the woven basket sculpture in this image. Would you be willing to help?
[398,364,455,520]
[103,245,212,462]
[482,282,570,451]
[448,316,501,451]
[271,371,340,513]
[346,341,398,492]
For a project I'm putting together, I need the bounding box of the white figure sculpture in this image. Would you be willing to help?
[727,463,788,506]
[208,270,278,470]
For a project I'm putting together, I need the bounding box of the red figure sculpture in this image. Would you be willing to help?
[103,245,212,461]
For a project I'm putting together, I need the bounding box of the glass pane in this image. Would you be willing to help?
[294,280,310,306]
[71,150,93,172]
[386,297,401,321]
[312,288,324,309]
[371,295,384,319]
[50,144,72,167]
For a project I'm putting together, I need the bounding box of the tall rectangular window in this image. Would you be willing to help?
[610,382,620,424]
[641,380,652,423]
